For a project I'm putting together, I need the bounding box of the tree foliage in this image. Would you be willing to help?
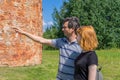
[43,25,58,50]
[43,0,120,49]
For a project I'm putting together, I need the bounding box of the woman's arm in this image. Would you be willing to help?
[88,64,97,80]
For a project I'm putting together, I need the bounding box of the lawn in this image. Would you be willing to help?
[97,49,120,80]
[0,49,120,80]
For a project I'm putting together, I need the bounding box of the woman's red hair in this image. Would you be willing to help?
[77,25,98,51]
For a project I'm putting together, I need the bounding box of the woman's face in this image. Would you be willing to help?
[77,34,81,43]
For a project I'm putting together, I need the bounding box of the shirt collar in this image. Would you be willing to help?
[63,38,78,44]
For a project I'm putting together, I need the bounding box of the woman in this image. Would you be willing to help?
[74,25,98,80]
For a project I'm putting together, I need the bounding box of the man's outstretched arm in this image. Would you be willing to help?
[12,27,53,46]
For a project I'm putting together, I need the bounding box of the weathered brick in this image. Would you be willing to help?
[0,0,42,67]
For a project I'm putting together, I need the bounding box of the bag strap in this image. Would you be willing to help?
[97,64,102,71]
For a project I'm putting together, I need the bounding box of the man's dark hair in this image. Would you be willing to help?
[63,17,80,34]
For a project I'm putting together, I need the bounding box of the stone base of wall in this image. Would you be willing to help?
[0,43,42,67]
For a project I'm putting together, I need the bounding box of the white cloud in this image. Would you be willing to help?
[43,20,53,26]
[43,20,53,32]
[43,20,47,26]
[47,21,53,26]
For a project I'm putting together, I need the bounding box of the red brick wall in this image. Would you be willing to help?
[0,0,42,67]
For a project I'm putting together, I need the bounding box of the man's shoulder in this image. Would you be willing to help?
[54,37,67,42]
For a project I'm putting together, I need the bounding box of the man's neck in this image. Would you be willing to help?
[67,34,77,42]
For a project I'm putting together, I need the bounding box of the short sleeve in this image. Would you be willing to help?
[51,38,65,48]
[88,51,98,66]
[51,39,57,47]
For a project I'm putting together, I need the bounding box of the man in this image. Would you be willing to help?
[13,17,82,80]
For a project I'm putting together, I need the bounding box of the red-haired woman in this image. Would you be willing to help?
[74,26,98,80]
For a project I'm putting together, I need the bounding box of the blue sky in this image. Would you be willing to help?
[42,0,63,31]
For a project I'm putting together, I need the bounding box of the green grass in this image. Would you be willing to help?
[0,50,59,80]
[97,49,120,80]
[0,49,120,80]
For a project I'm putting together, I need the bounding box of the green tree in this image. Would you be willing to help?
[43,25,58,50]
[52,0,120,49]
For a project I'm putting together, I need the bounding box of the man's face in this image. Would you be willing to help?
[62,21,74,37]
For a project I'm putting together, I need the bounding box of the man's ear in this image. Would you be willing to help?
[71,27,76,32]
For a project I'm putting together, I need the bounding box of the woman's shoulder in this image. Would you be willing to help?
[82,51,95,54]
